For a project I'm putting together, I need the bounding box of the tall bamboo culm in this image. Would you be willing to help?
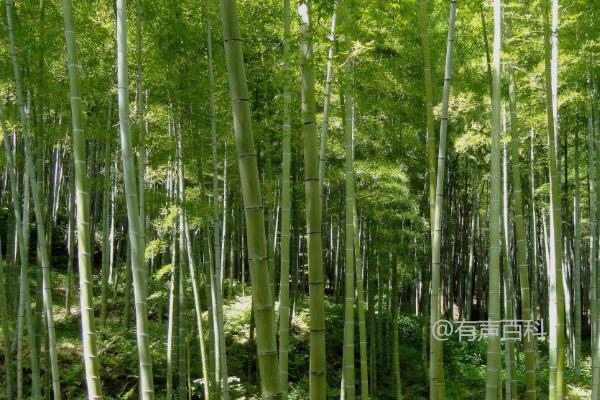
[341,0,356,394]
[61,0,104,397]
[278,0,293,396]
[4,0,60,397]
[0,107,42,399]
[543,1,566,397]
[587,63,600,399]
[135,0,145,251]
[429,1,457,399]
[219,0,282,398]
[178,142,210,400]
[506,5,537,397]
[0,236,12,400]
[484,1,502,398]
[419,0,435,380]
[352,206,369,399]
[203,2,230,395]
[116,0,155,397]
[573,125,581,378]
[318,0,338,190]
[298,2,326,399]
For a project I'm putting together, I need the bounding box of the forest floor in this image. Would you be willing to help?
[0,266,594,399]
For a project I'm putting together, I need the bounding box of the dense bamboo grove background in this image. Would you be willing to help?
[0,0,600,399]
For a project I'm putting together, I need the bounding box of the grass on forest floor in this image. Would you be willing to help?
[0,266,594,399]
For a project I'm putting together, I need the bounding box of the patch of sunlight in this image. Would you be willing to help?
[58,339,82,356]
[566,384,591,399]
[291,308,310,334]
[59,341,78,350]
[224,295,253,345]
[54,304,80,322]
[224,295,283,319]
[224,295,253,316]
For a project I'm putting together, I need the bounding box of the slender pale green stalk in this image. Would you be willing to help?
[543,2,565,397]
[15,181,25,399]
[421,0,435,235]
[298,3,326,398]
[116,1,155,397]
[206,228,220,397]
[278,0,292,396]
[587,65,600,399]
[16,236,24,399]
[529,128,539,324]
[135,0,145,249]
[0,236,13,399]
[100,107,112,328]
[123,239,133,326]
[221,156,228,285]
[177,227,187,398]
[542,209,551,320]
[219,0,282,397]
[203,226,218,399]
[420,0,435,379]
[594,75,600,400]
[505,11,536,396]
[265,153,276,307]
[485,0,501,397]
[177,128,209,400]
[318,0,338,190]
[376,255,383,388]
[502,125,517,400]
[5,1,59,397]
[207,0,220,294]
[341,4,355,393]
[392,258,402,399]
[186,339,192,398]
[216,161,230,400]
[0,107,42,400]
[551,0,569,385]
[340,350,346,400]
[175,122,187,398]
[61,1,103,397]
[108,177,117,286]
[183,216,210,400]
[66,174,75,315]
[166,130,176,400]
[573,127,581,378]
[465,171,479,319]
[368,244,376,394]
[166,255,176,400]
[353,208,368,399]
[205,3,229,395]
[430,2,457,399]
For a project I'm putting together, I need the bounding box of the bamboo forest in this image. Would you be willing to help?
[2,0,600,398]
